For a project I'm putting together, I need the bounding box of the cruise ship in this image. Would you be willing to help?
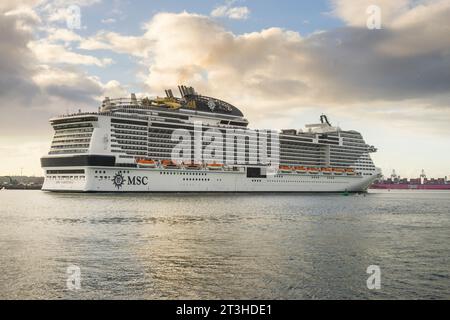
[41,86,381,192]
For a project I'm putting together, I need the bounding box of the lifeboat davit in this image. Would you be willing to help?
[279,166,292,173]
[207,163,224,170]
[294,166,307,174]
[161,160,180,169]
[137,159,157,168]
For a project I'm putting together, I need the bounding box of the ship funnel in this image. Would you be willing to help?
[165,89,174,98]
[131,93,137,104]
[177,85,197,98]
[102,97,112,111]
[182,85,188,97]
[178,85,184,98]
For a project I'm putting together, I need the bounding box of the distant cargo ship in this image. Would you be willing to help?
[370,170,450,190]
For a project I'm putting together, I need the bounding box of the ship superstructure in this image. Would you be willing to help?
[41,86,381,192]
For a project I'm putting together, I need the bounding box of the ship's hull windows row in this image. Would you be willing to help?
[41,155,116,167]
[47,169,85,174]
[51,117,98,125]
[111,118,148,126]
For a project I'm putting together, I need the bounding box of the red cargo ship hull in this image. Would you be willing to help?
[370,184,450,190]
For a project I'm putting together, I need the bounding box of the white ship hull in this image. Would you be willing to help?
[42,167,379,193]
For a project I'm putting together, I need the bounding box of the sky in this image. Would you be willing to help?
[0,0,449,178]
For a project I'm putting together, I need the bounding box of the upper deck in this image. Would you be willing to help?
[51,86,249,128]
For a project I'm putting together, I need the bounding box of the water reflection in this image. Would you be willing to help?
[0,190,449,299]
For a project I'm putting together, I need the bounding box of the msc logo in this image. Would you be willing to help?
[112,172,148,189]
[112,172,125,189]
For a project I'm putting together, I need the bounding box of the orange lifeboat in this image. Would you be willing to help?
[161,159,180,169]
[207,162,224,170]
[294,166,307,174]
[136,159,157,168]
[345,168,356,175]
[321,167,333,175]
[184,162,202,170]
[333,168,345,175]
[279,166,292,173]
[307,167,320,174]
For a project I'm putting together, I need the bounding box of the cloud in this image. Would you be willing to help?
[0,7,40,105]
[44,27,82,42]
[4,2,450,120]
[4,5,42,26]
[378,1,450,57]
[0,0,129,176]
[225,6,250,20]
[76,7,450,138]
[330,0,410,27]
[29,40,114,66]
[37,0,101,24]
[0,0,43,12]
[0,2,124,136]
[32,64,104,103]
[101,10,449,103]
[103,79,129,97]
[101,18,116,24]
[79,30,152,58]
[141,17,308,103]
[211,2,250,20]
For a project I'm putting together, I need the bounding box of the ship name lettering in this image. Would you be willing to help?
[127,176,148,186]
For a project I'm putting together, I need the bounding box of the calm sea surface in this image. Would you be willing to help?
[0,190,448,299]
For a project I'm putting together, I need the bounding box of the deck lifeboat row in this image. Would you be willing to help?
[281,166,356,176]
[135,159,355,175]
[136,159,225,170]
